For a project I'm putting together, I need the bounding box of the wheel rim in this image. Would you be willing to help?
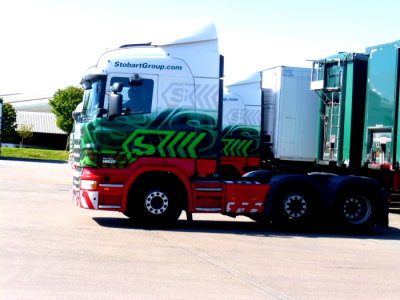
[144,190,169,215]
[342,194,372,224]
[283,194,307,218]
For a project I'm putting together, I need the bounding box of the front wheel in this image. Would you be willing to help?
[127,183,183,227]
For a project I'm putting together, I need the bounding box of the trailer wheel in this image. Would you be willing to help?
[335,189,374,231]
[273,186,315,226]
[127,182,183,226]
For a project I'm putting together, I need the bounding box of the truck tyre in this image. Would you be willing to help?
[273,185,315,227]
[335,188,375,231]
[127,182,183,227]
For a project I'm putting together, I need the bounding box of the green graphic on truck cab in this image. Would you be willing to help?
[122,129,207,160]
[78,108,218,168]
[221,125,260,157]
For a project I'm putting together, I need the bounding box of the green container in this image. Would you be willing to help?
[312,52,368,167]
[362,40,400,168]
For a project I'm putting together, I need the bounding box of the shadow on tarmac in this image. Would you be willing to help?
[93,214,400,241]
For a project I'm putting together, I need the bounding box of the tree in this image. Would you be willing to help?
[17,123,34,147]
[49,86,84,134]
[1,101,18,143]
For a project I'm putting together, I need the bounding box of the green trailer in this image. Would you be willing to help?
[362,40,400,170]
[311,52,368,167]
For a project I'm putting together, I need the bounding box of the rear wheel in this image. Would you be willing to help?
[273,186,315,226]
[335,189,375,231]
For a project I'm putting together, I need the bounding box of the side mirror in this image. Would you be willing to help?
[108,83,123,120]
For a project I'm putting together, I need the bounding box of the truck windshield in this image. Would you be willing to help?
[81,78,106,122]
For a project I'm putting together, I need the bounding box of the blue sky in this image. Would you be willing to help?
[1,0,399,97]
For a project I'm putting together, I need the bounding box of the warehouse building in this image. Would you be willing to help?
[1,93,68,150]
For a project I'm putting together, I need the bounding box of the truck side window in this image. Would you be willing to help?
[110,77,154,114]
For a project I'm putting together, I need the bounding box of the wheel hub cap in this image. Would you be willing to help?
[343,196,371,224]
[284,194,307,218]
[145,191,168,215]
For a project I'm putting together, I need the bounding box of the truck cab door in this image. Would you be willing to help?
[95,73,159,168]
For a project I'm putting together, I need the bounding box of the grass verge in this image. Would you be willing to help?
[0,147,69,161]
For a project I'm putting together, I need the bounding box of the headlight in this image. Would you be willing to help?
[80,180,98,190]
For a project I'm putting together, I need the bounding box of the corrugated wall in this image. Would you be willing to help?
[16,111,66,135]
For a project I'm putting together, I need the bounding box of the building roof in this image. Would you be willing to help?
[1,93,52,112]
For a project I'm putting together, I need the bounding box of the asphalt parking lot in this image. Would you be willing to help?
[1,159,400,300]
